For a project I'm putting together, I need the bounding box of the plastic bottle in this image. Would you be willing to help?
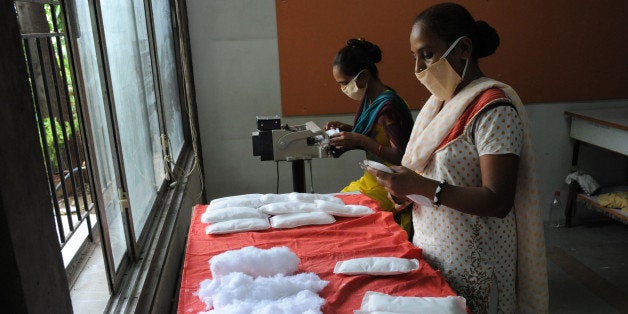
[549,191,563,228]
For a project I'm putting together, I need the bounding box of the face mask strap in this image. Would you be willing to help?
[352,69,366,82]
[461,58,469,80]
[441,36,466,59]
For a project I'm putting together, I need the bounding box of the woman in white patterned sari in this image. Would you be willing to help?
[366,3,548,313]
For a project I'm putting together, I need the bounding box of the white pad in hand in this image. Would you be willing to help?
[407,194,433,208]
[360,291,467,314]
[210,246,300,278]
[201,206,268,223]
[334,257,419,276]
[270,212,336,229]
[205,218,270,235]
[361,160,394,174]
[315,200,375,217]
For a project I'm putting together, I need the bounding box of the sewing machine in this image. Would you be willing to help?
[252,117,332,192]
[252,117,332,162]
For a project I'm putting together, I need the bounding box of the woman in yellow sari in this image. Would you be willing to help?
[326,38,414,237]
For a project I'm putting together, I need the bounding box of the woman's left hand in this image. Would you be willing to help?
[329,132,367,149]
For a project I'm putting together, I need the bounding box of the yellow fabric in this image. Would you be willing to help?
[341,122,413,237]
[341,171,413,237]
[402,77,549,313]
[342,170,394,210]
[598,192,628,212]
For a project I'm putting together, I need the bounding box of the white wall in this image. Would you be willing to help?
[187,0,627,221]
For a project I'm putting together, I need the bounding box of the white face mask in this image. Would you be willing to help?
[415,36,469,101]
[341,69,367,101]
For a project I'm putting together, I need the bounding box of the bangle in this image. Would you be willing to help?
[433,180,446,207]
[377,144,383,156]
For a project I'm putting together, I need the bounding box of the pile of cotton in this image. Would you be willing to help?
[196,246,328,314]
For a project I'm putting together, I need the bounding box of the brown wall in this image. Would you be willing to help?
[276,0,628,116]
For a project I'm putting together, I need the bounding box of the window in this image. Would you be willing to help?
[15,0,198,308]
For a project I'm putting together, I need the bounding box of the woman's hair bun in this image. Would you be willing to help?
[347,38,382,63]
[475,20,500,58]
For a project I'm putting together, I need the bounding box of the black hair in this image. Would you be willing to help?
[333,38,382,79]
[413,3,499,59]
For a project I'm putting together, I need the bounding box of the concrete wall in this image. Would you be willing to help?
[187,0,627,222]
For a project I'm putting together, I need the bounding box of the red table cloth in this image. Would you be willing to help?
[177,194,458,313]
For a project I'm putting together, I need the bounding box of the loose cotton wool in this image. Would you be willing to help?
[210,246,300,278]
[197,272,328,310]
[199,289,325,314]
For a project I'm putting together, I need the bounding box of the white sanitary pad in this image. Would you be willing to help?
[259,201,321,215]
[201,207,268,223]
[261,192,343,205]
[288,192,345,205]
[260,193,293,204]
[315,200,375,217]
[210,246,300,279]
[270,212,336,229]
[205,218,270,235]
[334,257,419,276]
[208,195,263,210]
[359,291,467,314]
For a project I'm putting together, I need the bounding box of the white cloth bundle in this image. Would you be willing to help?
[205,218,270,235]
[197,272,328,312]
[334,257,419,276]
[358,291,467,314]
[210,246,300,279]
[259,201,321,215]
[208,194,263,210]
[270,212,336,229]
[201,207,268,223]
[315,200,375,217]
[565,171,601,195]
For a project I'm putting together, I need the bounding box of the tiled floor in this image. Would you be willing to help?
[546,208,628,313]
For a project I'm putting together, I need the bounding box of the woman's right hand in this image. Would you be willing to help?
[325,121,351,132]
[367,165,430,198]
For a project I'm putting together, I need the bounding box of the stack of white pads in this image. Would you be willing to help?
[196,246,329,314]
[201,192,375,234]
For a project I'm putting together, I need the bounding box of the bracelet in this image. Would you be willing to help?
[433,180,446,207]
[377,144,383,156]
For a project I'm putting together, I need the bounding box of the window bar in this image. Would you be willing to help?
[25,37,66,243]
[41,36,75,232]
[55,4,95,241]
[51,9,86,229]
